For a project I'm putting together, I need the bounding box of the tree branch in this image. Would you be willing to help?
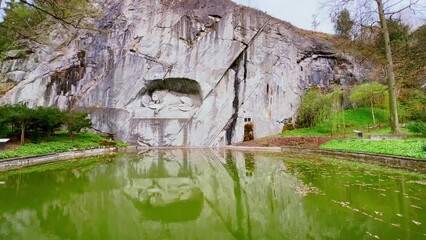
[19,0,79,28]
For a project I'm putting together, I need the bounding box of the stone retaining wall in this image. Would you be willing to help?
[226,146,426,173]
[0,148,120,172]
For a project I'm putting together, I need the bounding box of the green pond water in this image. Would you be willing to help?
[0,150,426,240]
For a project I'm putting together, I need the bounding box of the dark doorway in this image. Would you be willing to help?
[244,123,254,141]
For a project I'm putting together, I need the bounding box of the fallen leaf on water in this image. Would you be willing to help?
[407,180,426,186]
[374,211,383,216]
[412,220,422,226]
[366,232,380,239]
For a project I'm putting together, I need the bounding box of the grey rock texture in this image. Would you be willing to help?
[0,0,373,146]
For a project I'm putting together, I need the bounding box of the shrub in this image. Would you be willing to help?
[296,86,323,128]
[407,122,426,135]
[296,86,345,135]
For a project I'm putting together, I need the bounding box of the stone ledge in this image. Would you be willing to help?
[280,146,426,173]
[0,148,120,172]
[221,146,282,151]
[280,146,425,162]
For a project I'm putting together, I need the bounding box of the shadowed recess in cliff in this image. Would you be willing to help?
[47,51,86,96]
[145,78,202,97]
[47,66,86,96]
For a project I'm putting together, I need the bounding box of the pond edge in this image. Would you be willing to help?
[0,145,425,174]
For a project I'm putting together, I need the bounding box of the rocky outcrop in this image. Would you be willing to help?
[0,0,372,146]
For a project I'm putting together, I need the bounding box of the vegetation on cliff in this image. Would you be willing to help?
[0,0,95,56]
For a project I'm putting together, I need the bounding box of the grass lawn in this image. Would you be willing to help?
[320,138,426,159]
[281,108,404,137]
[279,108,426,158]
[0,132,129,160]
[279,126,331,137]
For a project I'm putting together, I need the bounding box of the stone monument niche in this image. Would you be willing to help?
[131,78,203,147]
[141,78,202,113]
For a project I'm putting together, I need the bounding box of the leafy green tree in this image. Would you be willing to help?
[317,88,345,135]
[4,104,36,145]
[333,9,354,38]
[349,82,387,126]
[32,106,64,137]
[297,86,345,135]
[0,1,44,54]
[376,18,410,55]
[296,87,323,128]
[0,0,94,55]
[63,111,92,140]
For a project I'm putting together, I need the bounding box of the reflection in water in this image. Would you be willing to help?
[0,150,425,240]
[123,151,203,222]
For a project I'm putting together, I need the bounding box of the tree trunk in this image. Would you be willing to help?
[370,100,376,126]
[20,124,25,145]
[68,123,74,140]
[376,0,400,134]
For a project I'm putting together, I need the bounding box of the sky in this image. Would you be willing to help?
[232,0,334,33]
[1,0,425,32]
[233,0,426,34]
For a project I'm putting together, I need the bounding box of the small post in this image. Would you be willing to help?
[0,139,10,151]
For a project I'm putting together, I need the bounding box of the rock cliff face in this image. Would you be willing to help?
[0,0,372,146]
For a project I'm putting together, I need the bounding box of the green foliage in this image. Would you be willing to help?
[64,111,92,132]
[0,104,92,143]
[280,125,331,137]
[320,139,426,159]
[0,132,112,160]
[399,89,426,122]
[317,88,345,135]
[333,9,354,38]
[349,82,388,126]
[0,0,95,55]
[376,19,410,55]
[349,82,387,108]
[284,108,388,137]
[0,2,45,54]
[1,104,36,144]
[296,87,323,128]
[296,86,345,135]
[407,122,426,135]
[31,106,64,137]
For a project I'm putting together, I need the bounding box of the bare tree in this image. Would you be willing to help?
[312,14,320,31]
[376,0,399,133]
[323,0,424,134]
